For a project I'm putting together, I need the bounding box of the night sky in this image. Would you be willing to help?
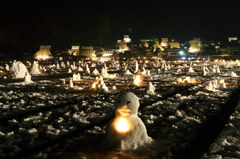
[0,0,240,55]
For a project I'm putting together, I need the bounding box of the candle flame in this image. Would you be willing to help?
[91,83,96,88]
[116,118,130,132]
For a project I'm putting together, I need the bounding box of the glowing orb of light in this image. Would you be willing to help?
[116,118,130,132]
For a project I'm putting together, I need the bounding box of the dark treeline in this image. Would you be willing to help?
[0,1,143,58]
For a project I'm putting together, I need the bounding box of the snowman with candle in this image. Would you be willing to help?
[105,92,152,150]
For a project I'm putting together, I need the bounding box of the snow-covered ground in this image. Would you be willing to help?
[201,101,240,159]
[0,60,240,159]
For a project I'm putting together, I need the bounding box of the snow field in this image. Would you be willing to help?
[0,61,240,158]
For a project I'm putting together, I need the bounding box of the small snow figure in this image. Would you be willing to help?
[76,73,81,80]
[78,66,83,71]
[30,62,41,75]
[134,61,139,73]
[146,81,155,94]
[69,78,73,88]
[24,73,33,83]
[202,66,207,76]
[56,63,60,69]
[216,66,221,74]
[205,81,213,91]
[146,69,151,76]
[124,69,132,75]
[188,67,194,72]
[60,79,66,86]
[106,92,152,150]
[92,68,99,75]
[219,79,226,88]
[5,64,9,71]
[85,64,90,74]
[68,68,72,73]
[61,62,65,68]
[72,73,77,80]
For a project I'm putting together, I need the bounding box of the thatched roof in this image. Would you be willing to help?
[34,50,51,59]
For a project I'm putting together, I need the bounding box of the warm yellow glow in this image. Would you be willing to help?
[92,83,96,88]
[133,74,142,85]
[161,42,168,47]
[177,78,183,83]
[191,79,197,83]
[116,118,130,132]
[34,48,52,61]
[91,79,99,89]
[108,74,116,78]
[219,79,225,83]
[188,48,199,53]
[184,76,191,83]
[35,55,51,60]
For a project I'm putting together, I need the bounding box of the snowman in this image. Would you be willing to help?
[106,92,152,150]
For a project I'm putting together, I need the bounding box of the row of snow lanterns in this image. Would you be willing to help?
[176,76,228,88]
[176,76,197,83]
[69,70,148,92]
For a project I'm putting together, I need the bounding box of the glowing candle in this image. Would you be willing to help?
[116,118,130,132]
[91,83,96,89]
[219,79,224,83]
[177,78,183,83]
[185,76,191,83]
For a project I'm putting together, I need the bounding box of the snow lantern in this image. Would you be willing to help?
[69,77,73,88]
[146,81,155,94]
[106,92,152,150]
[176,78,183,83]
[78,66,83,71]
[72,73,77,81]
[184,76,191,83]
[92,68,99,75]
[90,77,100,90]
[76,73,81,80]
[219,79,226,88]
[132,74,143,86]
[188,67,194,72]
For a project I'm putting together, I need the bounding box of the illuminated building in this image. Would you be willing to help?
[169,42,180,49]
[71,45,80,56]
[34,45,52,60]
[116,40,129,52]
[81,46,94,58]
[228,37,238,42]
[123,35,131,43]
[163,48,187,60]
[188,38,202,55]
[161,38,168,48]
